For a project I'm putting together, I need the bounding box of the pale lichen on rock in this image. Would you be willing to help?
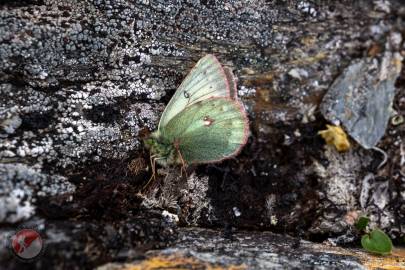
[0,163,75,223]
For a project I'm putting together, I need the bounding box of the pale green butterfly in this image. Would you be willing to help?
[145,54,249,172]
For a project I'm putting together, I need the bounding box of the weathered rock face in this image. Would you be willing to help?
[1,0,405,268]
[320,51,403,149]
[110,227,402,270]
[1,215,178,269]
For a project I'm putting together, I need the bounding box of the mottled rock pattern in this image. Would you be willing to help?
[320,51,402,149]
[0,163,75,223]
[96,228,405,270]
[1,214,178,270]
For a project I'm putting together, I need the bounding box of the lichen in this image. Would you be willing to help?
[318,125,351,152]
[0,163,75,223]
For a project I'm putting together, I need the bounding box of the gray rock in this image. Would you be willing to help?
[0,163,75,223]
[100,227,402,270]
[320,52,403,149]
[1,215,177,270]
[0,110,22,137]
[167,228,367,270]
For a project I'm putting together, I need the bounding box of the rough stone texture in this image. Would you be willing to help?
[1,0,405,268]
[1,215,178,270]
[320,51,402,149]
[0,163,75,223]
[97,228,405,270]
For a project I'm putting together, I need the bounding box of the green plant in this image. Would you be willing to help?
[354,216,393,255]
[355,216,369,231]
[361,229,393,255]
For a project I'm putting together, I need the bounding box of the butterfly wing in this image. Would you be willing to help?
[158,55,232,130]
[161,98,249,164]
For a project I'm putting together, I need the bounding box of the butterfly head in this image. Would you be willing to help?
[144,132,178,166]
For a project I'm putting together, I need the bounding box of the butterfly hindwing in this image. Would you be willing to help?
[161,98,248,164]
[158,55,231,130]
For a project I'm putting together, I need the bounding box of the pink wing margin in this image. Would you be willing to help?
[179,55,250,164]
[232,98,250,158]
[197,58,250,163]
[223,61,249,158]
[191,97,250,165]
[217,58,249,161]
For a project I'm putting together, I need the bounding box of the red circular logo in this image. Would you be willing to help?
[11,229,43,261]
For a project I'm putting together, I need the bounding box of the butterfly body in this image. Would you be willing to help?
[144,132,177,166]
[145,55,249,167]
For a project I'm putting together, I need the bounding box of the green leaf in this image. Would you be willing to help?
[361,229,393,255]
[355,216,370,231]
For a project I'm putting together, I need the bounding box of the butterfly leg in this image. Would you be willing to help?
[150,154,157,179]
[142,154,157,192]
[176,148,188,178]
[142,155,167,192]
[173,140,188,178]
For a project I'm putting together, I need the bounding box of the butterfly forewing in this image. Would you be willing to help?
[158,55,231,130]
[161,98,248,164]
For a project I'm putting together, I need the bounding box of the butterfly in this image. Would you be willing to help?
[145,54,249,175]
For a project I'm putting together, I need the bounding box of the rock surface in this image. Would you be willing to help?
[320,51,402,149]
[101,227,405,270]
[1,0,405,269]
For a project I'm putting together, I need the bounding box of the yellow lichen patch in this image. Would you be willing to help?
[123,254,246,270]
[301,35,317,47]
[309,244,405,270]
[394,55,403,74]
[289,51,327,65]
[318,124,351,152]
[355,248,405,270]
